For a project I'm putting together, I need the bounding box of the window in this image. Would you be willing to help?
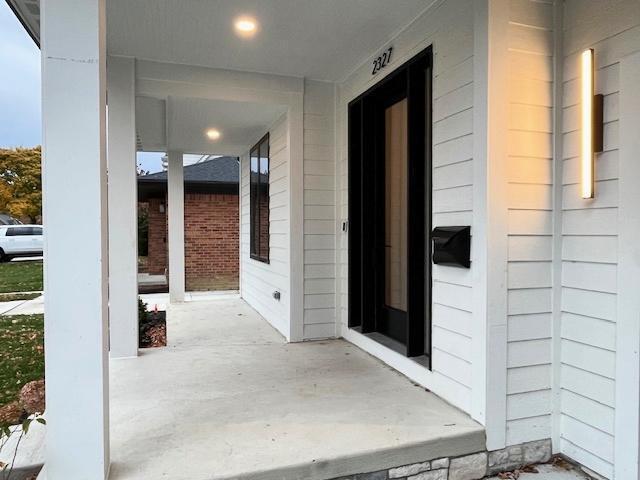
[250,133,270,263]
[6,227,31,236]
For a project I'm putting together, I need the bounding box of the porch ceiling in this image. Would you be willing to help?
[136,96,286,155]
[9,0,434,82]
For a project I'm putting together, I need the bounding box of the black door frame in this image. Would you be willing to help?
[348,45,433,362]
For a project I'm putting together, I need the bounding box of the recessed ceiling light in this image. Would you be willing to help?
[234,16,258,38]
[206,129,221,140]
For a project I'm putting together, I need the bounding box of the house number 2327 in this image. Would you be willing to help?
[372,47,393,75]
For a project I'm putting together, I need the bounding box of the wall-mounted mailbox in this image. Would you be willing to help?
[432,226,471,268]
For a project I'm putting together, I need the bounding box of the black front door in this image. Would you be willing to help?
[348,46,432,361]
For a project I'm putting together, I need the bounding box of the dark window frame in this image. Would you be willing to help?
[250,133,270,263]
[347,45,433,364]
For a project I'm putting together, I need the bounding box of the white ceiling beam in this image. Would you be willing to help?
[135,59,303,105]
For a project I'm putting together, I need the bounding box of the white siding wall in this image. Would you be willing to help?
[505,0,554,446]
[559,2,640,477]
[303,80,337,340]
[240,113,290,337]
[336,0,476,413]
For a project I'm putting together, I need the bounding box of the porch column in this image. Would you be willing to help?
[471,0,509,450]
[167,150,185,302]
[41,0,110,478]
[107,56,139,358]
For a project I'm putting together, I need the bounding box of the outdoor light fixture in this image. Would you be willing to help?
[580,48,604,199]
[234,16,258,38]
[206,128,221,141]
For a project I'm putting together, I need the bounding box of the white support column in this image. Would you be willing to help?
[167,150,185,303]
[472,0,509,450]
[41,0,110,478]
[107,56,138,358]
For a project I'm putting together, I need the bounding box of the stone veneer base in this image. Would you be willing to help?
[331,439,552,480]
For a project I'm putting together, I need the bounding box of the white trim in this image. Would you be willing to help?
[550,0,564,454]
[472,0,509,450]
[288,94,305,342]
[614,49,640,480]
[471,0,489,432]
[135,60,303,104]
[342,327,434,390]
[333,82,341,340]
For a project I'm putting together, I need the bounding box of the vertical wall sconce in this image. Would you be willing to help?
[580,48,604,199]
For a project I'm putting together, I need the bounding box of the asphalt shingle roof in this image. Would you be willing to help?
[139,155,239,185]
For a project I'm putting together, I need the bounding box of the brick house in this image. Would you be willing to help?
[138,156,239,291]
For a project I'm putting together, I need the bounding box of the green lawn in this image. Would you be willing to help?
[0,261,43,294]
[0,314,44,408]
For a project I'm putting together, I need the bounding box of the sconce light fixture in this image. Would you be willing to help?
[580,48,604,199]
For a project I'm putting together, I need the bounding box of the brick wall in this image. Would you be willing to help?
[146,198,168,275]
[142,193,239,291]
[184,193,239,291]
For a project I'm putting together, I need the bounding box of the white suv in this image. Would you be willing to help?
[0,225,44,262]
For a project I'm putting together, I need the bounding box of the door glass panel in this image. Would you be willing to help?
[384,98,408,312]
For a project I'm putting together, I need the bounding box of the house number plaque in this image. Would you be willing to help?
[371,46,393,75]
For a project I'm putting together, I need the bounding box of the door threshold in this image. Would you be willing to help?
[347,327,431,373]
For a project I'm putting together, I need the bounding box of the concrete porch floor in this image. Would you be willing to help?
[108,296,485,480]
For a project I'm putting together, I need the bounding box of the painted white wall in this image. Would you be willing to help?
[557,2,640,478]
[41,0,110,477]
[107,55,139,358]
[303,80,337,340]
[336,0,479,416]
[240,113,291,338]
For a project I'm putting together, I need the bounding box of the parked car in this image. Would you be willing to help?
[0,225,44,262]
[0,213,22,225]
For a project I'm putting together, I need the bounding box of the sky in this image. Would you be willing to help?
[0,1,41,148]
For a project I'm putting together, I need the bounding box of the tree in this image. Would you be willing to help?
[0,147,42,224]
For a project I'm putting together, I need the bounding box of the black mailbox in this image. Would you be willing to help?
[431,226,471,268]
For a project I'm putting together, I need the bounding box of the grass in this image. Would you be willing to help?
[0,262,43,294]
[0,315,44,408]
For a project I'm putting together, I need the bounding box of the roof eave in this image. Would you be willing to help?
[5,0,40,48]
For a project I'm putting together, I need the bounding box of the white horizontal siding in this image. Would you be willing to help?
[302,80,336,339]
[505,0,554,446]
[427,0,476,407]
[557,1,640,476]
[240,113,290,337]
